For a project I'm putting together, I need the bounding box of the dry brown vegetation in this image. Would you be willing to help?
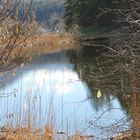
[0,125,52,140]
[10,33,76,65]
[0,0,36,72]
[26,33,76,54]
[0,126,91,140]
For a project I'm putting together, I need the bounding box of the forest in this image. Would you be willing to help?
[64,0,130,31]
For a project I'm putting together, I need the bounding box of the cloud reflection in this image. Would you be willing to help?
[19,68,80,96]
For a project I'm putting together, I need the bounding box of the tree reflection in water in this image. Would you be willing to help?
[66,47,140,138]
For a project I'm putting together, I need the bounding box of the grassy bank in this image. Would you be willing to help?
[5,33,76,66]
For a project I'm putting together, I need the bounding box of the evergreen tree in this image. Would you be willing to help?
[64,0,130,30]
[64,0,79,30]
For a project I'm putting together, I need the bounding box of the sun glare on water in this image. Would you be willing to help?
[21,67,80,96]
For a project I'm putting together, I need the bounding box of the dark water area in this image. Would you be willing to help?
[0,48,135,139]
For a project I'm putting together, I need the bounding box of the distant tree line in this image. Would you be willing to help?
[18,0,65,32]
[64,0,130,30]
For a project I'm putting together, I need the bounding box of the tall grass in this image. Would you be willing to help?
[0,67,90,140]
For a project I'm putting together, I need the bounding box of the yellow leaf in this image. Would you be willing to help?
[15,22,19,35]
[20,63,24,68]
[12,68,16,76]
[97,90,102,98]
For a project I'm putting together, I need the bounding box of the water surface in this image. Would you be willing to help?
[0,50,130,139]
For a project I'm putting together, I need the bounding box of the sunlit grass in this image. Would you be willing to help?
[27,33,76,54]
[7,33,76,66]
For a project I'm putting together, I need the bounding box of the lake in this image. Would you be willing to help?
[0,49,131,139]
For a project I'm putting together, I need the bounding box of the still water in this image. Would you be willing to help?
[0,50,130,139]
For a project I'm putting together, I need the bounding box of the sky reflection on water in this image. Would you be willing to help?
[0,52,129,138]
